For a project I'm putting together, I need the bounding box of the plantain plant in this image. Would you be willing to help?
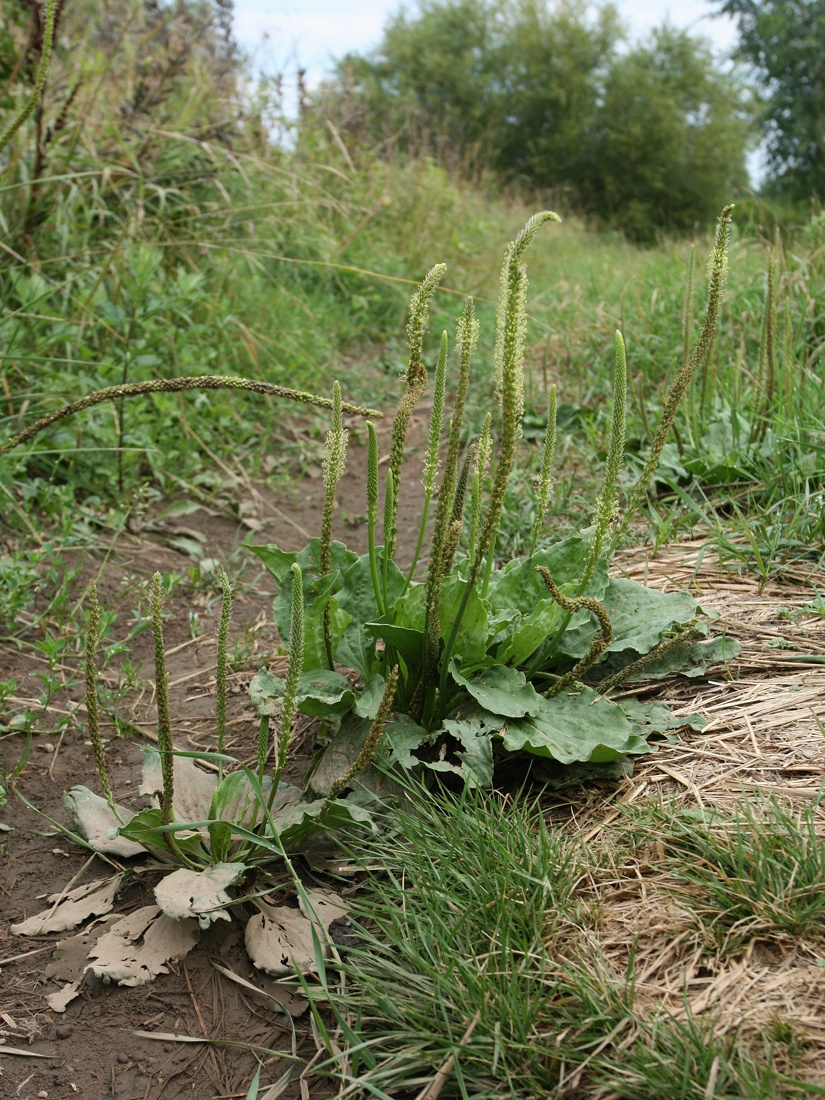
[7,379,384,991]
[12,211,741,999]
[250,209,739,792]
[13,564,389,996]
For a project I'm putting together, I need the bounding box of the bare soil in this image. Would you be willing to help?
[0,402,435,1100]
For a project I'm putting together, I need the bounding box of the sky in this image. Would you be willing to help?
[232,0,739,86]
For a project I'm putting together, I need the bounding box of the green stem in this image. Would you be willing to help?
[405,493,433,588]
[609,205,734,554]
[366,421,384,615]
[382,469,395,614]
[529,386,557,557]
[406,331,449,587]
[481,532,497,598]
[385,264,446,561]
[577,330,627,595]
[422,300,478,684]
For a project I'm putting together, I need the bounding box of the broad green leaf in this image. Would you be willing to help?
[249,668,284,716]
[381,714,434,770]
[620,634,740,681]
[251,539,358,644]
[560,578,700,660]
[308,714,371,797]
[451,662,544,718]
[207,821,233,863]
[335,552,404,678]
[354,674,386,719]
[208,770,298,823]
[302,594,350,672]
[487,533,609,623]
[437,708,495,787]
[438,574,490,672]
[247,543,296,585]
[296,671,358,715]
[250,668,356,717]
[308,711,431,797]
[269,798,374,848]
[364,623,425,675]
[210,769,261,822]
[494,596,568,667]
[502,688,650,764]
[250,538,358,592]
[117,808,209,857]
[393,582,426,632]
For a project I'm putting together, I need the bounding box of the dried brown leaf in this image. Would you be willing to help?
[63,787,144,858]
[139,749,216,822]
[154,863,246,928]
[12,876,123,936]
[85,905,198,986]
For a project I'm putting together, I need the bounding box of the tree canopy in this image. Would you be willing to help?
[583,27,752,238]
[712,0,825,200]
[320,0,753,240]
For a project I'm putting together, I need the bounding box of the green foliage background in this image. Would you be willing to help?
[714,0,825,202]
[320,0,754,240]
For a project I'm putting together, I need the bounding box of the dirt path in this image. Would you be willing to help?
[0,398,438,1100]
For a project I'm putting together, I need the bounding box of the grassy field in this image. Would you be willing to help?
[2,66,825,1098]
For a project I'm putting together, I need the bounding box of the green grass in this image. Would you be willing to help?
[633,797,825,948]
[309,782,625,1098]
[306,781,823,1098]
[595,1010,811,1099]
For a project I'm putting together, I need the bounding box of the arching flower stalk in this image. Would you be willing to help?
[384,264,447,561]
[611,204,734,552]
[406,331,448,586]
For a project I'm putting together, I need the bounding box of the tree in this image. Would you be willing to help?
[713,0,825,199]
[325,0,621,181]
[318,0,752,238]
[584,27,752,240]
